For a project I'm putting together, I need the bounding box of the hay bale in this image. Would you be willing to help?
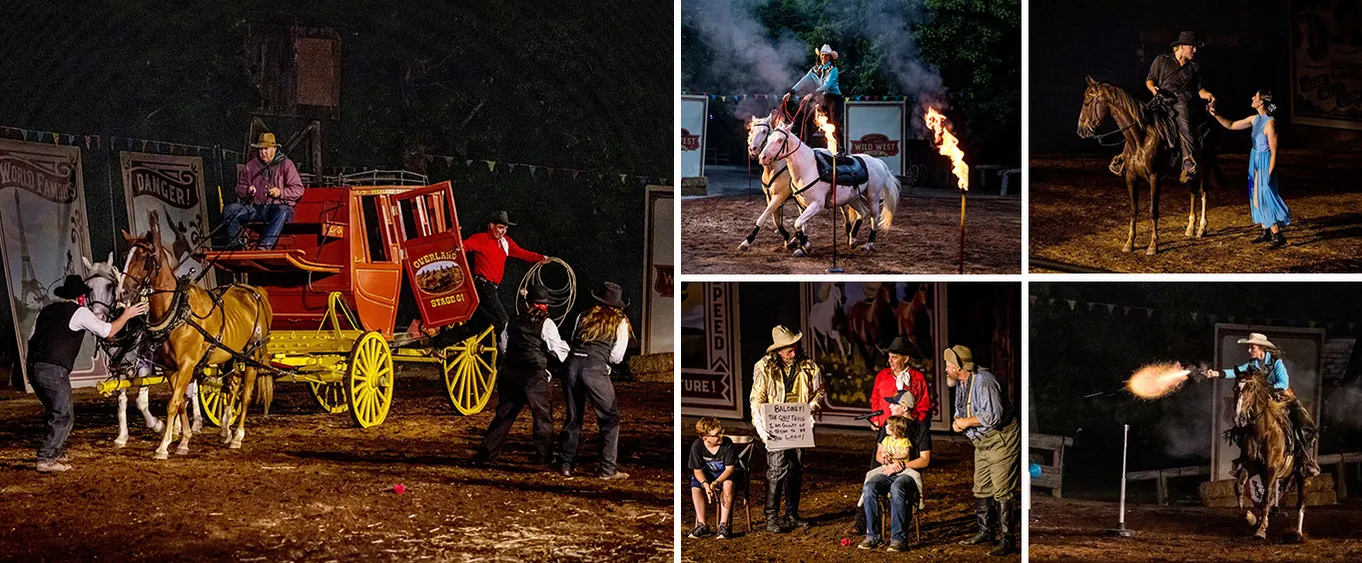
[628,352,673,383]
[1199,475,1336,507]
[681,177,708,196]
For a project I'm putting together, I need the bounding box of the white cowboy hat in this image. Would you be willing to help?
[1237,332,1277,349]
[817,44,838,60]
[767,325,803,354]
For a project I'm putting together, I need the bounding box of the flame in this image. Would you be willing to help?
[924,107,969,191]
[815,106,838,155]
[1127,362,1192,399]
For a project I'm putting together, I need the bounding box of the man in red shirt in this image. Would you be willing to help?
[853,337,932,534]
[463,211,551,339]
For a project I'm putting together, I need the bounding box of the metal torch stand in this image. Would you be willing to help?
[1108,423,1137,537]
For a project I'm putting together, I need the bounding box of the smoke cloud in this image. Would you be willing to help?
[682,0,808,96]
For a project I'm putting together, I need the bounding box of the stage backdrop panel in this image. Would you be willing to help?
[1291,0,1362,130]
[1211,324,1324,481]
[681,95,708,178]
[680,282,742,418]
[0,139,106,390]
[641,185,673,355]
[845,101,906,176]
[120,151,215,286]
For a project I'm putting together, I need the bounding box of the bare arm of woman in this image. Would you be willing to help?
[1266,119,1278,176]
[1211,113,1254,131]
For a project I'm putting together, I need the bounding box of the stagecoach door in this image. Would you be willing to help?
[391,181,479,328]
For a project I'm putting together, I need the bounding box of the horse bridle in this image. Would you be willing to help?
[123,239,174,300]
[1083,87,1142,147]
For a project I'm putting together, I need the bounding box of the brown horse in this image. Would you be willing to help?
[847,284,895,365]
[1078,77,1221,255]
[120,211,274,459]
[1227,372,1307,540]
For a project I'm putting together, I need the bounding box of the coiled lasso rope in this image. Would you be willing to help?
[516,257,577,326]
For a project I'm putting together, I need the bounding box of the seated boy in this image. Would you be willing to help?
[687,416,738,539]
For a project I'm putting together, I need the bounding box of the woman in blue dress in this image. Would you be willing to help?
[1211,90,1290,248]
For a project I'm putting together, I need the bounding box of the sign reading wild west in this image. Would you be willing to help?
[121,152,214,285]
[850,133,901,157]
[0,139,106,390]
[681,128,701,151]
[845,101,907,176]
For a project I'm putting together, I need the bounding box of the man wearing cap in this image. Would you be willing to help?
[462,211,552,340]
[852,337,932,534]
[477,284,569,468]
[783,44,844,153]
[223,131,305,250]
[557,282,632,480]
[946,344,1020,556]
[1202,332,1320,476]
[750,325,825,533]
[1146,31,1217,183]
[26,275,147,473]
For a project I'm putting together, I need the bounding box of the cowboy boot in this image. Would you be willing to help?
[850,505,867,536]
[1109,154,1125,176]
[765,477,789,533]
[989,499,1018,556]
[783,470,810,529]
[1250,228,1272,243]
[960,498,996,545]
[1271,232,1288,249]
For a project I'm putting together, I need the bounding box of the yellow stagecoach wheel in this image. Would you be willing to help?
[199,374,243,428]
[345,331,394,428]
[308,380,349,414]
[443,326,499,415]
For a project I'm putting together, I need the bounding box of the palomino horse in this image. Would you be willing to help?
[83,254,202,446]
[758,124,900,257]
[1227,372,1307,540]
[120,211,273,459]
[1077,76,1221,255]
[741,112,862,251]
[847,284,896,366]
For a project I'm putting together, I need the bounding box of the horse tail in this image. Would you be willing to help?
[876,159,900,231]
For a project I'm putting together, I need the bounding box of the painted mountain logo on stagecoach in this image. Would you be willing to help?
[127,161,200,209]
[414,259,465,295]
[681,128,700,151]
[850,134,899,157]
[0,152,78,204]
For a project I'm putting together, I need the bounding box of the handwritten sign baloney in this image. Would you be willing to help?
[760,403,816,451]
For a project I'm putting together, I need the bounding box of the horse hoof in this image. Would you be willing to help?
[738,240,751,251]
[1185,228,1194,238]
[1245,512,1258,526]
[793,249,807,257]
[1145,246,1157,256]
[1121,245,1133,253]
[1254,531,1267,540]
[113,440,127,449]
[229,441,243,449]
[175,446,190,456]
[151,421,165,433]
[860,243,874,252]
[192,423,203,434]
[153,451,169,460]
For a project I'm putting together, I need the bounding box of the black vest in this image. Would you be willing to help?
[570,313,617,364]
[27,301,87,371]
[506,316,550,370]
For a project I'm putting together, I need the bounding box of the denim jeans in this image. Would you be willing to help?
[222,203,294,250]
[557,356,621,474]
[862,472,918,543]
[28,361,73,462]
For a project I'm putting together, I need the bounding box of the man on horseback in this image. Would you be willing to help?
[1146,31,1217,183]
[1201,333,1321,477]
[782,44,843,154]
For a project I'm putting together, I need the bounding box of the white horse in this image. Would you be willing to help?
[740,113,863,251]
[758,124,900,256]
[83,254,201,447]
[808,283,848,357]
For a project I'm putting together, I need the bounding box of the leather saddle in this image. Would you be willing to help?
[813,151,869,186]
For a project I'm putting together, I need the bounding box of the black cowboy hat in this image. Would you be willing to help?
[525,284,551,305]
[53,274,92,300]
[591,281,628,309]
[886,337,923,359]
[488,210,517,226]
[1171,31,1204,48]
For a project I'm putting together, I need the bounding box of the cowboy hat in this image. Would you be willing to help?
[1237,332,1277,349]
[1171,31,1204,48]
[767,325,803,354]
[525,284,551,305]
[250,132,280,149]
[817,44,838,60]
[943,344,976,372]
[53,274,92,300]
[591,281,628,308]
[886,337,922,358]
[488,210,517,226]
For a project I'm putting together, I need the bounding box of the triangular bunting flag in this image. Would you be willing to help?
[506,163,517,173]
[528,165,537,176]
[1146,308,1153,318]
[1106,304,1115,314]
[486,160,496,172]
[444,156,454,165]
[51,132,59,144]
[619,174,627,184]
[1029,295,1037,305]
[466,159,474,167]
[546,167,555,178]
[1191,312,1198,321]
[1065,299,1076,310]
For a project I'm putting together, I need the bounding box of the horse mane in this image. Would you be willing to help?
[1095,81,1147,131]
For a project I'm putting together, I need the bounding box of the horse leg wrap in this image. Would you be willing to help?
[868,229,878,244]
[745,226,760,244]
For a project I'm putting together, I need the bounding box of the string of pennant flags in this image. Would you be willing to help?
[1030,294,1359,333]
[418,152,669,186]
[681,91,911,103]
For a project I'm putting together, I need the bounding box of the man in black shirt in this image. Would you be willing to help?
[1146,31,1217,183]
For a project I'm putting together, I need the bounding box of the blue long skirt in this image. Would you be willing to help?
[1247,148,1289,227]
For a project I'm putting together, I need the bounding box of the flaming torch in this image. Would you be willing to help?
[1127,362,1193,399]
[924,107,969,273]
[815,106,838,156]
[816,105,843,273]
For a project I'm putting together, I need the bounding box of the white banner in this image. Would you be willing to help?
[845,101,906,176]
[1291,0,1362,130]
[760,403,816,451]
[641,185,673,355]
[680,95,708,178]
[121,152,215,285]
[680,282,743,419]
[0,139,106,390]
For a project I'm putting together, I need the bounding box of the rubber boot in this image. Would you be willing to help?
[960,498,996,545]
[989,499,1018,556]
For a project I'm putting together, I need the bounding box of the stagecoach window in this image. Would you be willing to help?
[398,199,420,240]
[360,196,388,262]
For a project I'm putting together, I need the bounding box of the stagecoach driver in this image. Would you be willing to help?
[223,131,305,250]
[946,344,1020,557]
[1146,31,1217,183]
[26,275,147,473]
[1200,333,1321,476]
[462,211,552,343]
[750,325,825,533]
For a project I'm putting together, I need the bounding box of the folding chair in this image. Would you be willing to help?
[711,435,756,532]
[876,489,922,544]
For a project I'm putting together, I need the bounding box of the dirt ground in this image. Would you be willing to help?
[1029,149,1362,273]
[0,368,673,562]
[682,193,1022,274]
[1029,496,1362,562]
[679,431,1020,563]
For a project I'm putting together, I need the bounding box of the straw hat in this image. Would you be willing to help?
[1237,332,1277,349]
[943,344,975,372]
[767,325,803,354]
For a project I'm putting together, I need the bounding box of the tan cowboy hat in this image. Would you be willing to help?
[817,44,838,60]
[250,132,280,149]
[767,325,803,353]
[1237,332,1277,349]
[943,344,976,371]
